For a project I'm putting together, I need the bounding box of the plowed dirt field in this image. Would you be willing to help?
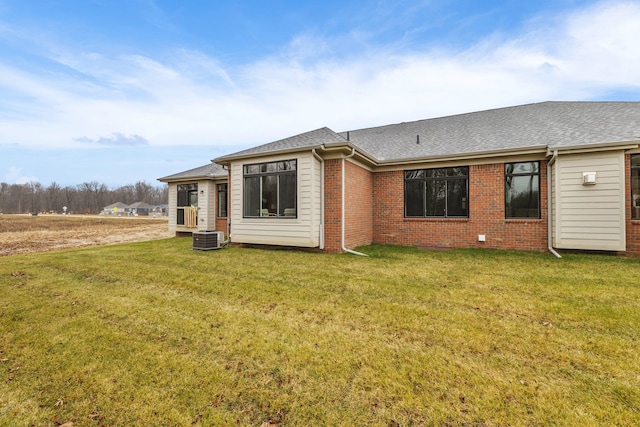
[0,215,172,256]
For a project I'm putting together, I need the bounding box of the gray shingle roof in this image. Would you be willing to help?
[210,102,640,165]
[158,162,227,182]
[155,101,640,181]
[339,101,640,162]
[214,127,348,162]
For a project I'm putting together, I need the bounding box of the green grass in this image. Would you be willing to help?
[1,240,639,426]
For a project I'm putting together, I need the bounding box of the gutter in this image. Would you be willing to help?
[312,148,325,250]
[374,145,549,168]
[323,142,379,165]
[212,136,640,168]
[341,148,369,256]
[547,150,562,258]
[214,145,326,165]
[213,142,379,168]
[548,141,640,155]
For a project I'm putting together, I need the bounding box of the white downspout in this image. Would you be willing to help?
[312,148,325,249]
[341,148,368,256]
[547,150,562,258]
[221,164,231,243]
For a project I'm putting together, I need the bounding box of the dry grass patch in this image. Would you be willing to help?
[0,214,170,256]
[1,241,639,426]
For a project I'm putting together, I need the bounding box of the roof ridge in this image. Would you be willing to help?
[339,101,554,134]
[338,101,640,135]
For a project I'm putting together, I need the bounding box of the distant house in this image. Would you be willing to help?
[101,202,128,215]
[151,204,168,216]
[101,202,166,217]
[159,101,640,257]
[126,202,154,216]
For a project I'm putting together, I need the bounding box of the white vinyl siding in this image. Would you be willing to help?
[553,151,625,251]
[200,181,217,230]
[230,152,322,247]
[167,183,178,231]
[168,180,219,232]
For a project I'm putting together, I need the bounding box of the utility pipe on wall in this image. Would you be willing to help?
[312,148,325,250]
[221,165,232,242]
[547,150,562,258]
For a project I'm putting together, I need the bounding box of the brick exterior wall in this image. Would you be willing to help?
[625,154,640,256]
[371,162,549,252]
[344,160,374,249]
[323,159,343,253]
[215,217,228,237]
[321,156,640,256]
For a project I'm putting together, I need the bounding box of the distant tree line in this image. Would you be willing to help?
[0,181,168,215]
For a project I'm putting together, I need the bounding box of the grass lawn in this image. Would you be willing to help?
[1,239,639,426]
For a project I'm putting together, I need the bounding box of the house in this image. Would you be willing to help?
[151,204,168,216]
[159,101,640,257]
[101,202,129,215]
[158,162,229,236]
[125,201,154,216]
[101,202,166,217]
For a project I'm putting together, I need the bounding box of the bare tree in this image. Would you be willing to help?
[0,182,8,213]
[134,181,153,202]
[26,181,43,214]
[43,181,64,213]
[78,181,109,214]
[0,180,168,214]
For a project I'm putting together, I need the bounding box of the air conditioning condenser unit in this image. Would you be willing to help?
[192,230,225,250]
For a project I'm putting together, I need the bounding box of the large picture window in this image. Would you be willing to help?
[243,160,296,218]
[177,183,198,226]
[505,162,540,218]
[404,167,468,217]
[632,155,640,219]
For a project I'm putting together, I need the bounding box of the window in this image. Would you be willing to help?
[632,155,640,219]
[243,160,296,218]
[404,167,468,217]
[217,183,228,217]
[505,162,540,218]
[177,183,198,226]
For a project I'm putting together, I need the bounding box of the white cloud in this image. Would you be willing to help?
[4,166,39,185]
[1,0,639,151]
[558,1,640,86]
[75,133,149,146]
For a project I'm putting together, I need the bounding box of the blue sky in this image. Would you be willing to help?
[1,0,639,187]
